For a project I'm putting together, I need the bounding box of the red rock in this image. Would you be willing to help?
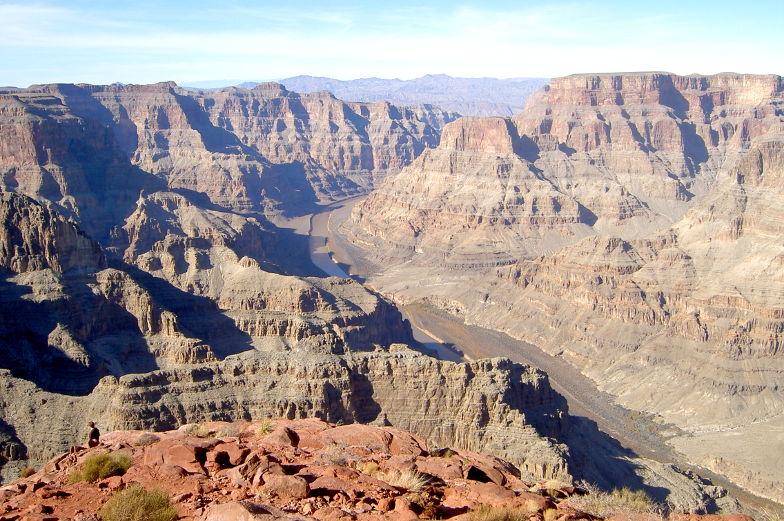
[377,498,394,513]
[202,501,307,521]
[34,486,70,499]
[173,491,193,503]
[442,481,516,509]
[97,476,123,491]
[313,506,353,521]
[163,443,206,474]
[415,459,463,481]
[0,487,16,501]
[321,425,393,454]
[262,474,310,499]
[386,428,428,457]
[263,427,300,447]
[723,515,755,521]
[210,442,250,466]
[391,498,419,521]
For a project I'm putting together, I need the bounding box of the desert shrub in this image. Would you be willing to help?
[432,447,457,458]
[133,433,160,447]
[256,420,273,436]
[99,483,176,521]
[69,452,132,483]
[469,505,529,521]
[568,485,659,517]
[18,466,36,478]
[374,468,430,492]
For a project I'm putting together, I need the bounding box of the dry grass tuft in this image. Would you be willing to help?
[256,420,273,436]
[568,484,659,517]
[132,433,160,447]
[18,466,36,478]
[374,468,430,492]
[99,483,176,521]
[69,452,132,483]
[468,505,529,521]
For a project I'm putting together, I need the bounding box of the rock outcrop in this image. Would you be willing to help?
[0,195,569,488]
[0,81,456,215]
[340,73,784,503]
[0,420,748,520]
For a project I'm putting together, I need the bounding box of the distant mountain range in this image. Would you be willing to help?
[183,74,549,117]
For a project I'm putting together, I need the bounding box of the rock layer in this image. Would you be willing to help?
[341,73,784,502]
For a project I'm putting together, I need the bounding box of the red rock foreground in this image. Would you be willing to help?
[0,420,755,521]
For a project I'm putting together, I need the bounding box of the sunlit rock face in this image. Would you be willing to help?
[342,72,784,503]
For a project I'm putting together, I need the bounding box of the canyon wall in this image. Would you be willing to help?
[341,72,784,503]
[0,84,570,491]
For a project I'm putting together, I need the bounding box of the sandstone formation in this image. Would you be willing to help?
[0,179,569,494]
[0,81,455,215]
[279,74,550,117]
[340,73,784,503]
[0,420,751,520]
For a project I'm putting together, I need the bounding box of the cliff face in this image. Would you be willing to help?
[0,191,574,487]
[10,82,455,215]
[341,73,784,502]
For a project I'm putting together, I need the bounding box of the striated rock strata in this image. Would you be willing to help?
[341,73,784,503]
[0,192,569,489]
[0,81,456,215]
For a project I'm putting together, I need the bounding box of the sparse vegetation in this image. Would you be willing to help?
[256,420,273,436]
[69,452,132,483]
[99,483,177,521]
[468,505,529,521]
[568,484,659,517]
[18,466,36,478]
[356,459,429,492]
[374,467,430,492]
[133,433,160,447]
[432,447,457,458]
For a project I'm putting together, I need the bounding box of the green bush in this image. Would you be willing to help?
[99,483,177,521]
[69,452,132,483]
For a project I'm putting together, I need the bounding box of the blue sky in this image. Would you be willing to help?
[1,0,782,86]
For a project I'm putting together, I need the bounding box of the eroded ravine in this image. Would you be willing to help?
[307,195,782,512]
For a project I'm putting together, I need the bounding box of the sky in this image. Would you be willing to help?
[1,0,782,87]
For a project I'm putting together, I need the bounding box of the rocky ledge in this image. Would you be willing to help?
[0,420,759,521]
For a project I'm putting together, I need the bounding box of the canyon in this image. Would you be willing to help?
[0,73,782,514]
[339,72,784,505]
[0,82,568,499]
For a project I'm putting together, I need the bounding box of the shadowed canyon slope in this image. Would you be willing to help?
[0,83,569,493]
[341,73,784,503]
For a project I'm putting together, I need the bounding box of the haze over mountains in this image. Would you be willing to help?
[184,75,549,117]
[0,71,783,515]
